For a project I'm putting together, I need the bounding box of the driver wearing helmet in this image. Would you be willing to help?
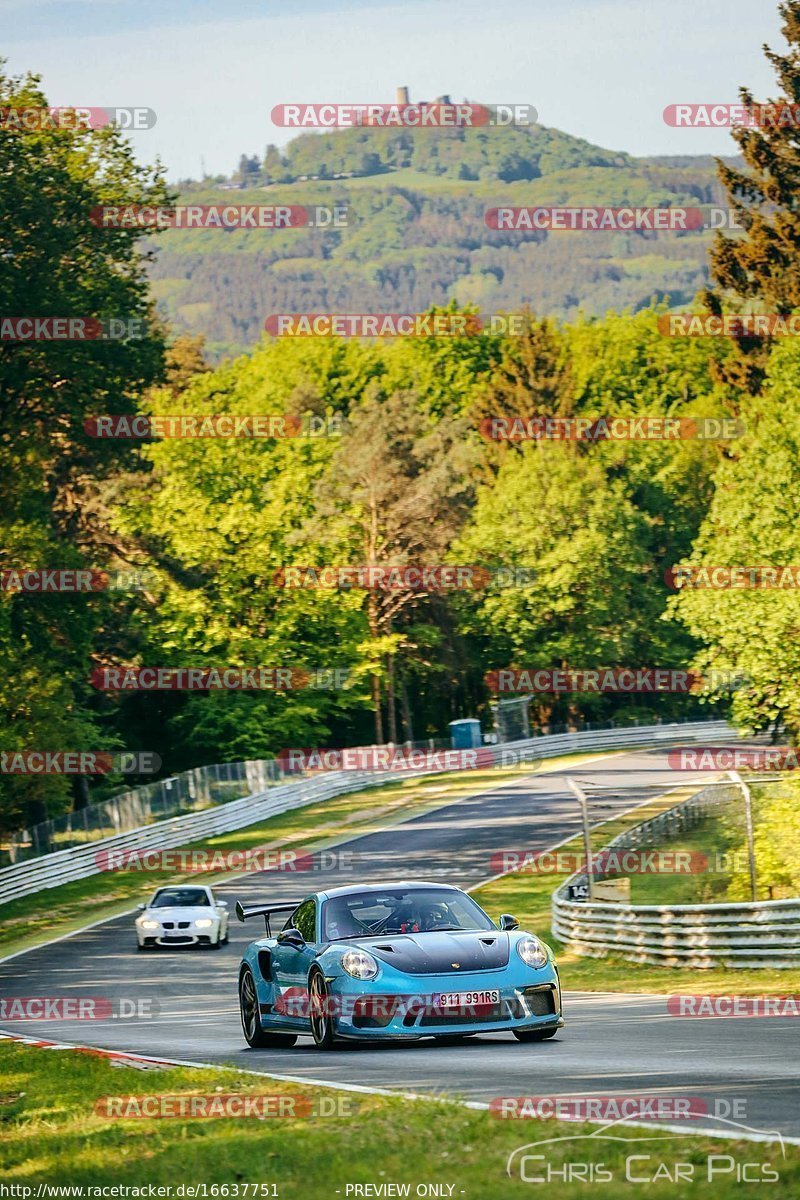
[416,901,452,931]
[323,898,361,940]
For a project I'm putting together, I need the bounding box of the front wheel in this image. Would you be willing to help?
[309,969,339,1050]
[239,967,297,1049]
[513,1027,559,1042]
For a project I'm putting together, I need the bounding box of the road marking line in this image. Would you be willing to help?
[1,1028,797,1146]
[466,776,707,892]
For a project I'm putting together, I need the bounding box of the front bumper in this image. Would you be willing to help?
[137,923,220,947]
[327,970,563,1039]
[140,934,216,947]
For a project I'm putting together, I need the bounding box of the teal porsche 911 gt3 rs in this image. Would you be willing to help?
[236,881,563,1049]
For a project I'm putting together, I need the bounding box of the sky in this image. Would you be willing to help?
[2,0,786,181]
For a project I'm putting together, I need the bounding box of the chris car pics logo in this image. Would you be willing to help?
[506,1118,784,1184]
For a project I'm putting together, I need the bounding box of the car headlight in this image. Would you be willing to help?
[138,919,159,931]
[194,918,214,929]
[517,936,548,969]
[341,949,379,980]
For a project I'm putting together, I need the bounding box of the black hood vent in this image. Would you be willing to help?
[364,932,510,975]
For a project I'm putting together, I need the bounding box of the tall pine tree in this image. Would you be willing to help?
[703,1,800,391]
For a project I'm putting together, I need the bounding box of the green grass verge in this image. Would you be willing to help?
[470,787,800,995]
[0,1040,796,1196]
[0,751,604,961]
[624,812,738,907]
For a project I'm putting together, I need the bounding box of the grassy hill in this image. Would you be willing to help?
[150,122,735,358]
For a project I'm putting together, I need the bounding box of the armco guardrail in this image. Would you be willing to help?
[0,758,293,866]
[552,779,800,969]
[0,720,733,907]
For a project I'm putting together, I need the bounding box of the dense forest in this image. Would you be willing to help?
[152,124,735,358]
[4,0,800,836]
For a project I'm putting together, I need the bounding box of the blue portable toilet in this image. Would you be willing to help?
[449,718,481,749]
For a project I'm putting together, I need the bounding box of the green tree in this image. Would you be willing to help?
[0,66,170,828]
[671,338,800,736]
[454,440,683,727]
[703,1,800,391]
[111,336,385,769]
[726,783,800,899]
[317,383,478,742]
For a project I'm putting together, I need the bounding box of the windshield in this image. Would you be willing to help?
[321,888,495,940]
[151,888,210,908]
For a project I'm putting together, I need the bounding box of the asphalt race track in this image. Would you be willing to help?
[2,748,799,1141]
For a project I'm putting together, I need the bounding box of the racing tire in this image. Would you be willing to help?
[239,967,298,1049]
[513,1027,559,1042]
[309,968,340,1050]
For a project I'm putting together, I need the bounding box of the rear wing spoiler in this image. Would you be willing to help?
[235,899,303,934]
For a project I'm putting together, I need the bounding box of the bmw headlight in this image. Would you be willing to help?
[341,949,379,980]
[517,937,548,969]
[138,919,159,930]
[194,918,214,929]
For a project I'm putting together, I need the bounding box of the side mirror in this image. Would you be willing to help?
[499,914,519,931]
[137,903,146,911]
[218,900,229,907]
[277,928,305,950]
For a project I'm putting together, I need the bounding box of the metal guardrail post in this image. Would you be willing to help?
[550,770,800,967]
[567,777,594,901]
[728,768,758,903]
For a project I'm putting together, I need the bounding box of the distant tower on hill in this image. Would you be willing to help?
[396,86,410,105]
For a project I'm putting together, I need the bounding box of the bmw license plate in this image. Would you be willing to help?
[435,989,500,1008]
